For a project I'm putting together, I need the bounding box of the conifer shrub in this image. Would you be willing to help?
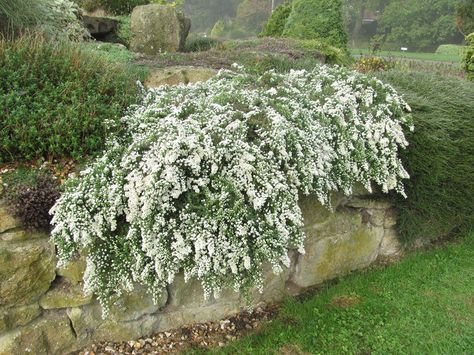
[260,1,292,37]
[283,0,348,49]
[377,71,474,242]
[0,36,145,163]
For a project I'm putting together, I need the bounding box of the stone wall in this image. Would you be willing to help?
[0,190,401,354]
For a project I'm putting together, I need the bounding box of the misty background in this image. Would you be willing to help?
[181,0,469,51]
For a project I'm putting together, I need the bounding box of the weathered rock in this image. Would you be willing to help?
[379,228,402,257]
[0,229,47,243]
[0,311,77,355]
[0,204,20,233]
[68,287,168,344]
[130,4,191,55]
[0,304,41,333]
[56,255,86,285]
[145,66,216,88]
[0,239,55,307]
[291,209,384,288]
[82,15,118,38]
[39,278,92,310]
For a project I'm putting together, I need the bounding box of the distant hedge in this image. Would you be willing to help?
[378,71,474,243]
[0,36,144,163]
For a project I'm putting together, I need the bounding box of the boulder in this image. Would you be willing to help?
[0,239,55,307]
[130,4,191,55]
[145,66,216,88]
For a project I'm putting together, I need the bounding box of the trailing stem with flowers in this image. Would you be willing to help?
[50,65,413,316]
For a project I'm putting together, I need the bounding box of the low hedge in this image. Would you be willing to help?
[0,36,145,163]
[377,71,474,243]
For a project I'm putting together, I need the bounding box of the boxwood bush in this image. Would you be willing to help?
[0,36,145,163]
[377,71,474,243]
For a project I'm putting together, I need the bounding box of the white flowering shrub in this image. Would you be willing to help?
[51,65,412,315]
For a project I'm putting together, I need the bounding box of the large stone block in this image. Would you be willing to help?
[0,239,55,307]
[39,278,92,310]
[0,311,77,355]
[130,4,191,55]
[0,303,41,333]
[291,209,384,288]
[67,287,167,344]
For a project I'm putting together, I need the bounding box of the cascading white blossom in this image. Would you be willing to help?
[50,65,412,316]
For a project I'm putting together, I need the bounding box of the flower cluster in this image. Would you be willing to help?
[50,65,412,315]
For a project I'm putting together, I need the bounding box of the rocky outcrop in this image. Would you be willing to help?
[0,190,402,354]
[130,4,191,55]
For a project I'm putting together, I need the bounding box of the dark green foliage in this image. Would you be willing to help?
[462,32,474,81]
[3,168,61,231]
[283,0,348,49]
[376,71,474,243]
[260,1,291,37]
[0,36,144,163]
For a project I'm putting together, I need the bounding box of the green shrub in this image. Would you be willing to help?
[260,1,292,37]
[0,36,145,163]
[462,33,474,81]
[283,0,348,49]
[210,20,225,39]
[435,44,464,56]
[377,71,474,243]
[2,168,60,231]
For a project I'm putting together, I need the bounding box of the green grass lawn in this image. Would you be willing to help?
[351,48,463,63]
[195,233,474,354]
